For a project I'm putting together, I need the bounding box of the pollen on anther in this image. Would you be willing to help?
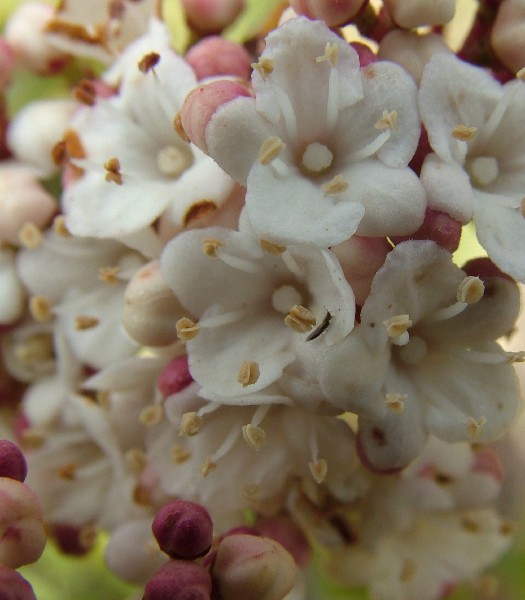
[237,361,260,387]
[383,314,412,338]
[19,223,43,249]
[75,315,100,330]
[457,276,484,304]
[170,443,191,464]
[104,157,123,185]
[242,483,261,503]
[98,266,120,284]
[259,136,285,165]
[58,463,77,481]
[285,305,316,333]
[125,448,147,472]
[375,110,398,130]
[176,317,200,342]
[451,125,477,141]
[242,424,266,450]
[138,51,160,73]
[139,404,164,426]
[516,67,525,81]
[467,416,486,439]
[316,42,338,67]
[260,239,286,255]
[252,57,274,79]
[202,237,224,258]
[53,215,71,236]
[201,456,216,477]
[29,296,53,323]
[323,175,349,196]
[179,411,202,437]
[73,79,97,106]
[385,393,407,414]
[309,458,328,484]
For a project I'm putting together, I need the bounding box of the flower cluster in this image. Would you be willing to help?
[0,0,524,599]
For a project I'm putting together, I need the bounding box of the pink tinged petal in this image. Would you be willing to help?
[419,54,502,164]
[246,163,365,247]
[340,159,426,237]
[474,194,525,282]
[390,208,462,254]
[182,80,253,156]
[420,154,474,223]
[186,36,252,80]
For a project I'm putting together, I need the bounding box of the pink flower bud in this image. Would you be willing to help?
[181,80,252,153]
[0,440,27,482]
[152,499,213,560]
[143,559,212,600]
[122,261,186,347]
[0,477,46,568]
[0,565,37,600]
[462,257,515,283]
[182,0,245,34]
[472,447,505,484]
[255,516,311,567]
[390,208,462,253]
[351,42,377,67]
[491,0,525,74]
[289,0,366,26]
[383,0,456,28]
[50,523,97,556]
[213,534,297,600]
[158,356,193,399]
[186,37,252,80]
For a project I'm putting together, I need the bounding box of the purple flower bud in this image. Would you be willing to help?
[143,560,212,600]
[0,564,36,600]
[0,440,27,482]
[157,356,193,399]
[152,500,213,560]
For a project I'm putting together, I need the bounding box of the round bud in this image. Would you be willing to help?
[157,355,193,399]
[152,500,213,560]
[289,0,366,26]
[143,559,212,600]
[0,564,37,600]
[182,0,245,34]
[186,37,252,80]
[0,440,27,482]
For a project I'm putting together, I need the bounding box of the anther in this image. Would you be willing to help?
[467,416,487,439]
[170,443,191,464]
[138,52,160,74]
[284,305,316,333]
[375,110,398,130]
[104,157,123,185]
[18,223,43,248]
[322,175,348,196]
[52,140,68,167]
[237,361,260,387]
[201,457,216,477]
[98,266,120,283]
[52,215,71,236]
[462,516,480,533]
[505,351,525,363]
[179,412,202,437]
[383,314,412,338]
[259,136,285,165]
[309,458,328,483]
[176,317,200,342]
[316,42,338,67]
[242,424,266,450]
[457,276,484,304]
[384,393,406,414]
[517,67,525,80]
[75,315,100,330]
[252,57,274,79]
[58,463,77,481]
[140,404,164,426]
[29,296,53,323]
[125,448,147,472]
[451,125,477,141]
[260,239,286,255]
[73,79,97,106]
[500,520,516,536]
[173,112,190,142]
[202,237,224,257]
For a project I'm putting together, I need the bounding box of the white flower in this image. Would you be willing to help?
[200,17,426,247]
[419,53,525,281]
[160,213,355,408]
[319,241,522,471]
[62,20,234,239]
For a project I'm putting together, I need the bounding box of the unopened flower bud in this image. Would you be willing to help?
[181,80,252,153]
[491,0,525,74]
[157,355,193,399]
[186,37,252,80]
[143,559,212,600]
[213,534,297,600]
[0,440,27,482]
[472,447,505,484]
[0,477,46,568]
[182,0,245,34]
[0,565,37,600]
[289,0,366,26]
[152,499,213,560]
[255,516,311,567]
[390,208,462,253]
[383,0,455,28]
[122,261,186,346]
[50,523,97,556]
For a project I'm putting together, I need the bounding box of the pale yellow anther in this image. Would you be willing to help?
[176,317,200,342]
[18,223,43,249]
[451,125,477,141]
[385,393,407,414]
[202,237,224,258]
[201,456,216,477]
[517,67,525,81]
[98,266,120,284]
[75,315,100,330]
[467,416,486,439]
[242,424,266,450]
[520,197,525,218]
[500,519,517,536]
[375,110,398,130]
[505,350,525,363]
[29,296,53,323]
[284,305,316,333]
[139,404,164,426]
[15,333,54,364]
[242,483,262,502]
[237,361,260,387]
[309,458,328,484]
[260,239,286,255]
[462,516,481,533]
[383,314,412,338]
[316,42,338,67]
[125,448,147,472]
[400,559,417,583]
[457,276,484,304]
[58,463,77,481]
[252,57,274,79]
[259,136,285,165]
[21,427,45,448]
[170,443,191,464]
[322,175,349,196]
[53,215,71,236]
[179,411,202,436]
[97,390,111,410]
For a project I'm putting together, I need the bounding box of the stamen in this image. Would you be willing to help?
[375,110,398,130]
[201,457,216,477]
[385,393,406,414]
[199,307,257,329]
[250,404,270,427]
[170,443,191,464]
[383,314,412,338]
[140,404,164,426]
[426,300,468,322]
[218,253,266,274]
[457,276,484,304]
[451,125,477,141]
[506,350,525,363]
[467,416,486,440]
[237,361,260,387]
[251,57,274,79]
[326,66,340,131]
[29,296,53,323]
[242,483,262,502]
[138,51,160,74]
[73,79,97,106]
[173,112,190,142]
[53,215,71,236]
[259,136,285,165]
[104,157,123,185]
[500,520,517,536]
[202,237,224,258]
[98,266,120,284]
[75,315,100,330]
[316,43,338,66]
[309,458,328,484]
[260,239,286,255]
[478,86,518,145]
[270,80,297,140]
[58,463,77,480]
[462,516,480,533]
[242,424,266,450]
[125,448,147,472]
[323,175,349,196]
[517,67,525,81]
[18,223,43,249]
[176,317,200,341]
[348,130,391,162]
[285,305,316,333]
[179,411,202,436]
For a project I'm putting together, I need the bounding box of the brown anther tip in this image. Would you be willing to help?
[75,315,100,330]
[98,265,120,283]
[174,112,190,142]
[104,157,123,185]
[53,215,71,236]
[58,463,78,480]
[73,79,97,106]
[138,52,160,74]
[52,140,68,166]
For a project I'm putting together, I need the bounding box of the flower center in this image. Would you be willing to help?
[301,142,333,175]
[272,285,303,314]
[397,335,428,365]
[157,145,193,178]
[467,156,499,187]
